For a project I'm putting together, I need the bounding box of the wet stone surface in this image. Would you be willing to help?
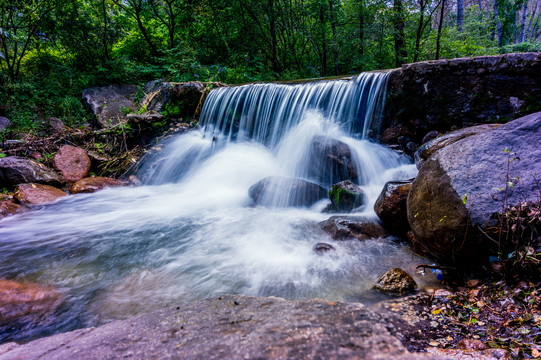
[0,295,438,360]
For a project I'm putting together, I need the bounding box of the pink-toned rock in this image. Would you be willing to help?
[70,177,128,194]
[427,346,510,360]
[0,279,63,326]
[53,145,91,183]
[0,200,21,219]
[457,339,488,351]
[14,183,68,205]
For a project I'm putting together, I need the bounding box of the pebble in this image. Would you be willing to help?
[429,341,439,347]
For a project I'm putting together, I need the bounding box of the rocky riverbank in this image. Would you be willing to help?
[0,54,540,359]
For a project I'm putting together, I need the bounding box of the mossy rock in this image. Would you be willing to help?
[374,268,417,294]
[327,180,364,212]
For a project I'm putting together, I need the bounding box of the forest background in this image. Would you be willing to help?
[1,0,540,133]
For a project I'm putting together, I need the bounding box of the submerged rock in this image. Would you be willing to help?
[0,157,60,186]
[374,180,412,234]
[0,294,440,359]
[407,111,541,264]
[249,176,327,207]
[313,242,336,254]
[0,279,63,332]
[327,180,364,212]
[374,268,417,294]
[307,136,358,186]
[14,184,67,205]
[70,177,128,194]
[320,216,388,241]
[53,145,91,183]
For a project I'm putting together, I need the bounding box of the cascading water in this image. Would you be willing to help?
[0,72,428,344]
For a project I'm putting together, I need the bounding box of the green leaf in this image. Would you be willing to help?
[462,193,468,204]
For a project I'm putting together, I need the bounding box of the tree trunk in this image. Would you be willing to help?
[359,3,364,66]
[268,0,281,74]
[526,2,537,41]
[436,0,445,60]
[329,0,339,75]
[393,0,407,67]
[101,0,110,62]
[414,0,426,63]
[495,0,503,46]
[457,0,464,31]
[319,3,327,76]
[520,0,529,43]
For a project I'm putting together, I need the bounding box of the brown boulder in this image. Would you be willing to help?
[14,183,67,205]
[320,216,389,241]
[70,177,128,194]
[374,180,412,234]
[53,145,91,183]
[0,279,63,326]
[373,268,417,293]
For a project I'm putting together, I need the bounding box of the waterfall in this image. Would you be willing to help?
[0,72,424,344]
[138,71,412,200]
[199,72,390,145]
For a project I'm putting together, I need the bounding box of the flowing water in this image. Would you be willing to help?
[0,72,432,343]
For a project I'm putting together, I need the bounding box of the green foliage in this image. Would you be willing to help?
[500,42,541,54]
[0,0,538,136]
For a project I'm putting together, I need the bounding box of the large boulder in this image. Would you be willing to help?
[374,180,412,234]
[14,184,68,205]
[407,111,541,264]
[327,180,364,212]
[0,279,63,337]
[82,84,138,128]
[307,136,358,186]
[249,176,327,207]
[414,124,498,169]
[320,216,389,241]
[70,177,128,194]
[53,145,91,183]
[0,157,60,186]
